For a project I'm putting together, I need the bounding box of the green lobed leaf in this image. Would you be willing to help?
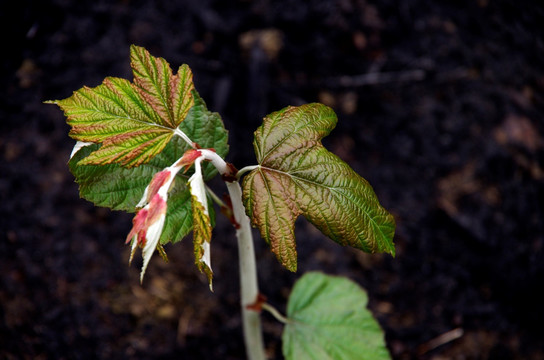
[49,45,195,168]
[283,272,391,360]
[68,90,228,245]
[242,103,395,271]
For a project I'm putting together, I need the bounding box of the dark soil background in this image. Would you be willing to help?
[1,0,543,359]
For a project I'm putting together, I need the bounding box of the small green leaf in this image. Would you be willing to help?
[283,272,391,360]
[242,103,395,271]
[50,45,195,168]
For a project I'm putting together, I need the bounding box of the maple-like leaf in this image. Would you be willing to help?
[242,103,395,271]
[48,45,195,168]
[67,91,227,246]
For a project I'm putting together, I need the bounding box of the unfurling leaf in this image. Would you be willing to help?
[242,103,395,271]
[49,45,195,168]
[283,272,391,360]
[192,194,213,288]
[126,163,184,282]
[189,158,214,289]
[127,193,167,282]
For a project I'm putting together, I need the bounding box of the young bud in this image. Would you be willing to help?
[127,166,180,282]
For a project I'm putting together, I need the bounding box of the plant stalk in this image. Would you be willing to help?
[226,181,266,360]
[200,149,265,359]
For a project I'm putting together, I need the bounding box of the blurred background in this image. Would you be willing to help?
[1,0,543,359]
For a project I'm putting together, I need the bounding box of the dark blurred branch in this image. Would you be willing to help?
[323,68,472,88]
[328,69,426,87]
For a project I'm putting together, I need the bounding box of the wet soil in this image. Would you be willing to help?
[1,0,544,359]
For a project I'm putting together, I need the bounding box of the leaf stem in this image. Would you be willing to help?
[205,184,226,208]
[236,165,259,179]
[262,303,289,324]
[174,128,197,148]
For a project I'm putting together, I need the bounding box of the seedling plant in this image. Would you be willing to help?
[48,45,396,360]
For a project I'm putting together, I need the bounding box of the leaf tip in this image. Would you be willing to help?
[287,263,297,272]
[129,44,144,56]
[281,256,298,272]
[388,245,396,258]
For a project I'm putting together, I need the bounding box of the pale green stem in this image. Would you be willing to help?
[200,150,266,360]
[225,181,266,360]
[261,303,289,324]
[174,128,197,148]
[205,184,226,208]
[237,165,259,179]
